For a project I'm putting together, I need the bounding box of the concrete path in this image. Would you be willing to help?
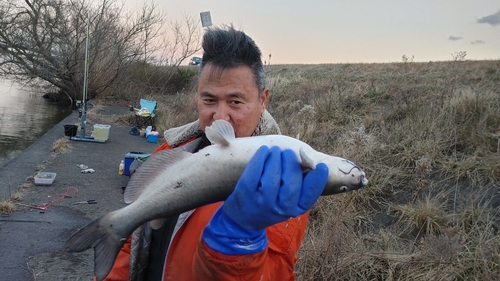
[0,105,160,280]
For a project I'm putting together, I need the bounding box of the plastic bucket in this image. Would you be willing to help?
[93,124,111,141]
[147,135,159,143]
[64,125,78,137]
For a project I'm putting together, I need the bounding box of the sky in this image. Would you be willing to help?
[125,0,500,64]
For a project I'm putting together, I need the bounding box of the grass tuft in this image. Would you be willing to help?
[51,137,71,153]
[0,200,15,214]
[394,194,450,236]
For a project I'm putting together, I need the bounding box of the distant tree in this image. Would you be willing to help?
[451,51,467,61]
[0,0,201,104]
[128,14,202,93]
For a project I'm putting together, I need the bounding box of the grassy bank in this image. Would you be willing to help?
[104,60,500,280]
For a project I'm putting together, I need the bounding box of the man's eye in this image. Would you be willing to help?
[230,100,242,105]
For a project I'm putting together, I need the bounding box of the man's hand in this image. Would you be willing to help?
[203,146,329,255]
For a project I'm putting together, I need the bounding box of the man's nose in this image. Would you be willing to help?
[213,105,231,121]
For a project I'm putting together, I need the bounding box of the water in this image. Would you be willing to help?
[0,80,72,168]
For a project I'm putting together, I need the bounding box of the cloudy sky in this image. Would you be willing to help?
[126,0,500,64]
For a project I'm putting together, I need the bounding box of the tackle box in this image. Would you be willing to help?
[34,172,57,186]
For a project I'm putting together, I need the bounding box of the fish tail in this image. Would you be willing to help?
[65,214,125,281]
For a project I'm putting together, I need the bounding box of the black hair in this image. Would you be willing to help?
[200,26,265,95]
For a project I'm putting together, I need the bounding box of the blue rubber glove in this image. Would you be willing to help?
[203,146,329,255]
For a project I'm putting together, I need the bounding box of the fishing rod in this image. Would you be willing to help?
[71,12,106,143]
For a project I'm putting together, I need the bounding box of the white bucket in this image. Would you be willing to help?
[93,124,111,141]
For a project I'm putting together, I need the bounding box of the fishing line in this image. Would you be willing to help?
[37,186,79,212]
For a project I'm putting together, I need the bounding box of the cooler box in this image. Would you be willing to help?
[124,151,151,176]
[93,124,111,141]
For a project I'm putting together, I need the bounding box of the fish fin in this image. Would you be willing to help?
[149,218,167,230]
[299,147,316,171]
[124,150,191,204]
[65,213,125,281]
[205,120,235,146]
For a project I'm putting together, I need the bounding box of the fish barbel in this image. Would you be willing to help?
[66,120,368,281]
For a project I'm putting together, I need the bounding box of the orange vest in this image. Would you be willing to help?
[103,140,310,281]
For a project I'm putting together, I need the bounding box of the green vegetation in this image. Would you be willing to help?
[104,60,500,280]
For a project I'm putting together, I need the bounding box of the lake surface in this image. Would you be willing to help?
[0,80,72,168]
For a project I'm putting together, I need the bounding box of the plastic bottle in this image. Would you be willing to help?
[145,126,152,136]
[118,160,124,175]
[140,126,146,137]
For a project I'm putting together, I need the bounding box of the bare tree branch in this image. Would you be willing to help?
[0,0,167,103]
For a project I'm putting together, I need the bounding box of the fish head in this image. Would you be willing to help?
[320,157,368,195]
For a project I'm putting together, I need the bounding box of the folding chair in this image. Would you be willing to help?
[133,99,157,128]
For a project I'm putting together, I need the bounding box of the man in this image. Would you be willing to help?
[104,26,329,281]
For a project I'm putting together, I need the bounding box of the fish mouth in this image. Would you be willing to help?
[343,174,368,192]
[322,169,369,195]
[360,175,369,187]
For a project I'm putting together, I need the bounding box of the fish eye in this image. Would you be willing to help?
[340,186,348,192]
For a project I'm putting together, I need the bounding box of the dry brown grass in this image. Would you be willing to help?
[268,60,500,280]
[1,181,33,214]
[100,59,500,280]
[10,191,23,202]
[0,200,16,214]
[51,137,71,153]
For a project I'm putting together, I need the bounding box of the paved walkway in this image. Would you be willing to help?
[0,105,160,280]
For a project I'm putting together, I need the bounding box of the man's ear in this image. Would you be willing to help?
[260,88,269,112]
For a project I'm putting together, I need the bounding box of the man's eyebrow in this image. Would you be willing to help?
[199,92,215,98]
[227,92,246,99]
[199,92,247,99]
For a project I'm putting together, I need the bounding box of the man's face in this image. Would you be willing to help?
[197,64,269,138]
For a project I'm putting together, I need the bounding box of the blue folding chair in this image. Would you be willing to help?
[133,99,157,128]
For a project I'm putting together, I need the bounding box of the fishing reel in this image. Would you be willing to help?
[75,100,83,117]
